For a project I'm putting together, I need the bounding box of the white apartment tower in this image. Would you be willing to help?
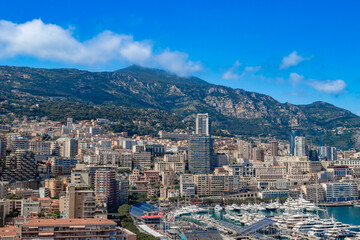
[195,113,210,136]
[294,136,306,157]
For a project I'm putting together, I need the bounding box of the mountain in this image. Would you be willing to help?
[0,65,359,149]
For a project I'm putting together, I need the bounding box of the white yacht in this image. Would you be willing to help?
[265,203,277,211]
[214,205,223,212]
[292,219,323,232]
[285,214,316,227]
[231,204,242,211]
[324,227,354,239]
[308,219,350,237]
[225,205,234,212]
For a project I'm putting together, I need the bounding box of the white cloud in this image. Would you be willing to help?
[280,51,306,69]
[0,19,201,76]
[155,50,202,77]
[222,71,240,80]
[222,60,242,80]
[289,72,304,85]
[244,66,261,73]
[222,62,261,80]
[307,79,346,94]
[289,72,346,94]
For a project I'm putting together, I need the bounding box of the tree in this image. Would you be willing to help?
[117,204,159,240]
[7,209,20,218]
[51,210,60,218]
[118,204,130,219]
[8,194,21,200]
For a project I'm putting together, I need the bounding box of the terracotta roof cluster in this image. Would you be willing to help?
[23,218,116,227]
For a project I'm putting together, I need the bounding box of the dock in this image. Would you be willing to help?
[318,202,354,207]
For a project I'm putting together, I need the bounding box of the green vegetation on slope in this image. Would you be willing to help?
[118,204,159,240]
[1,65,359,149]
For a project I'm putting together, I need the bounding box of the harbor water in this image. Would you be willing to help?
[324,206,360,226]
[180,206,360,227]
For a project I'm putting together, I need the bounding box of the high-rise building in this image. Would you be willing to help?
[189,113,213,174]
[64,138,78,158]
[2,150,37,182]
[50,142,60,156]
[330,147,338,161]
[188,134,212,174]
[89,126,103,136]
[195,113,210,136]
[145,144,165,157]
[290,130,299,156]
[120,139,136,150]
[50,157,78,175]
[162,171,176,187]
[118,176,129,205]
[319,146,337,161]
[29,141,51,155]
[0,200,8,227]
[271,140,279,156]
[71,165,91,186]
[119,151,133,168]
[294,136,306,157]
[0,182,9,198]
[236,140,253,159]
[7,136,29,153]
[44,178,65,198]
[180,174,195,198]
[67,118,73,129]
[228,161,254,179]
[65,185,96,218]
[0,137,6,156]
[308,149,319,161]
[133,150,151,170]
[95,169,117,211]
[252,147,265,161]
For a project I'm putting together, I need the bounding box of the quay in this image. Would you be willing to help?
[318,202,355,207]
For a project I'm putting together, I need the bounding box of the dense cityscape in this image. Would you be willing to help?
[0,112,359,239]
[1,1,360,239]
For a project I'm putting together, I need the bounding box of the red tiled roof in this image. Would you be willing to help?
[23,218,116,227]
[0,225,20,236]
[141,215,161,218]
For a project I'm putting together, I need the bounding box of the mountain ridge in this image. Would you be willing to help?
[0,65,359,149]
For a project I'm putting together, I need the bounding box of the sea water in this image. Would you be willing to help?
[324,206,360,226]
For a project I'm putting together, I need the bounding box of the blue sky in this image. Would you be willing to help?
[0,0,360,114]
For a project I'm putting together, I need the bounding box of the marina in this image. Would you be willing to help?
[156,196,360,240]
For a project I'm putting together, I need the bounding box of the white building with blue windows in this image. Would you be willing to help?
[322,182,358,202]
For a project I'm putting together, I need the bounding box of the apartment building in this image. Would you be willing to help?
[255,166,287,189]
[180,174,195,198]
[65,185,96,218]
[95,169,117,211]
[44,178,66,198]
[193,174,245,197]
[29,141,51,155]
[50,157,78,175]
[321,182,358,202]
[133,151,151,170]
[21,218,134,239]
